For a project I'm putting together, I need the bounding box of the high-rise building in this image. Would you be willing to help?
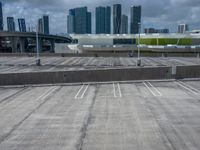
[67,9,75,34]
[113,4,122,34]
[37,15,49,34]
[0,1,3,30]
[67,7,92,34]
[96,6,111,34]
[144,28,169,34]
[18,18,26,32]
[87,12,91,34]
[178,24,189,33]
[121,15,128,34]
[38,18,43,33]
[130,6,141,34]
[7,17,15,31]
[43,15,49,34]
[96,7,105,34]
[105,6,111,34]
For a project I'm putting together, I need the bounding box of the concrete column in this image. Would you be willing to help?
[50,39,55,52]
[10,37,18,53]
[19,38,25,53]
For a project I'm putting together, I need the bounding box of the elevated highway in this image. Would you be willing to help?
[0,31,72,53]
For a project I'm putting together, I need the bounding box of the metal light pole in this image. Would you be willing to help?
[137,22,141,66]
[35,25,41,66]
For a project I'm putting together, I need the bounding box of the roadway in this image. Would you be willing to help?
[0,80,200,150]
[0,56,200,73]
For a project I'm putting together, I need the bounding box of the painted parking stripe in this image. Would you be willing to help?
[143,81,162,96]
[35,86,59,101]
[113,83,122,98]
[147,81,162,96]
[175,81,199,95]
[75,84,89,99]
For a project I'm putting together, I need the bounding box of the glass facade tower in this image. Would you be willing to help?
[113,4,122,34]
[130,6,141,34]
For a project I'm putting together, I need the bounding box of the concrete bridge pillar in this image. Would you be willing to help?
[19,38,26,53]
[11,37,18,53]
[11,37,26,53]
[50,39,55,52]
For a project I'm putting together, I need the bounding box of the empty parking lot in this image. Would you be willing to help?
[0,80,200,150]
[0,56,200,73]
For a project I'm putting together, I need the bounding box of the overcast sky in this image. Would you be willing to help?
[1,0,200,34]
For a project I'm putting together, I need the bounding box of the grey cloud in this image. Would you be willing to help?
[1,0,200,34]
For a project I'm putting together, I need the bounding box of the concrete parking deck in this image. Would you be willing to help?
[0,80,200,150]
[0,56,200,73]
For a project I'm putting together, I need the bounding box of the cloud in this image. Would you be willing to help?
[1,0,200,34]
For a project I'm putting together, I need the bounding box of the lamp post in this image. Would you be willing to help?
[137,22,141,66]
[35,25,41,66]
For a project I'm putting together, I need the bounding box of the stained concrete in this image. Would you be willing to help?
[0,80,200,150]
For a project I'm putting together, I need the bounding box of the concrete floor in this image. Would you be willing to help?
[0,57,200,73]
[0,80,200,150]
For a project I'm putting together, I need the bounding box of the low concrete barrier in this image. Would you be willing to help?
[0,67,171,85]
[176,65,200,79]
[0,52,200,58]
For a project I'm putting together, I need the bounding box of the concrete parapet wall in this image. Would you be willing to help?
[176,65,200,79]
[1,52,200,58]
[0,67,171,86]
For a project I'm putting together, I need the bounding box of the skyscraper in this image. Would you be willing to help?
[96,6,111,34]
[7,17,15,31]
[178,24,189,33]
[96,7,105,34]
[105,6,111,34]
[130,6,141,34]
[43,15,49,34]
[67,9,75,34]
[74,7,87,34]
[113,4,121,34]
[0,1,3,30]
[121,15,128,34]
[87,12,91,34]
[18,18,26,32]
[38,18,43,33]
[67,7,92,34]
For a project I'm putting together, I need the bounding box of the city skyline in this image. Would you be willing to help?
[0,0,199,34]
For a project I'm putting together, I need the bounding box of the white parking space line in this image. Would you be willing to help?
[175,81,199,95]
[118,83,122,98]
[75,84,89,99]
[147,81,162,96]
[113,83,122,98]
[143,82,157,96]
[36,86,59,101]
[113,83,116,98]
[75,85,85,99]
[80,84,89,99]
[178,81,200,93]
[143,81,162,96]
